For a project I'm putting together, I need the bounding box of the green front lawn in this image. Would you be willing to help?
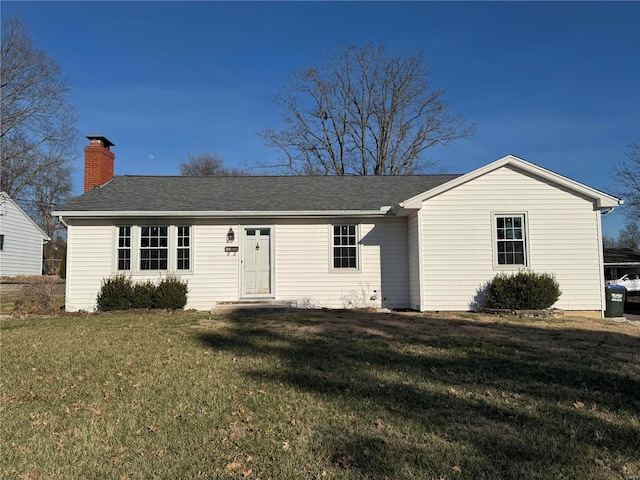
[1,310,639,479]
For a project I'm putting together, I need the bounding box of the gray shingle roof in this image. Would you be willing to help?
[60,174,462,212]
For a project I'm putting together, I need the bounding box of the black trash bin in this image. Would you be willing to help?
[604,284,627,318]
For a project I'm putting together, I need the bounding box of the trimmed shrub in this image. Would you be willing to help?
[485,271,561,310]
[96,274,134,311]
[155,274,188,310]
[131,280,157,309]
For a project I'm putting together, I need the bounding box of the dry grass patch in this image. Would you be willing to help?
[0,276,65,314]
[1,309,639,479]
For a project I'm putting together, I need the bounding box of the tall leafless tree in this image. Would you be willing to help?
[604,222,640,251]
[1,16,77,253]
[261,44,475,176]
[179,152,249,176]
[614,141,640,222]
[33,163,73,266]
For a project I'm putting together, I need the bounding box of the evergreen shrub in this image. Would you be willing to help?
[131,280,157,309]
[485,271,561,310]
[96,274,134,311]
[96,274,189,311]
[155,274,188,310]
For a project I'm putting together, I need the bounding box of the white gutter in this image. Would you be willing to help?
[600,199,624,216]
[53,209,393,219]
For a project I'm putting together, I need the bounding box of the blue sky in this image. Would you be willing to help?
[3,1,639,236]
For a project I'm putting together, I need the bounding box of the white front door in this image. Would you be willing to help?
[243,228,271,296]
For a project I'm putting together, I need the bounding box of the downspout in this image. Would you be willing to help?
[601,207,615,216]
[596,200,623,317]
[596,209,607,318]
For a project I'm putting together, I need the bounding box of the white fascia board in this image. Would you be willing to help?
[401,155,622,210]
[53,209,390,219]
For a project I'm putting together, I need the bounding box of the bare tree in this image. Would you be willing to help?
[32,164,73,270]
[261,44,475,176]
[1,16,77,239]
[603,234,616,250]
[607,222,640,251]
[179,152,249,176]
[614,141,640,222]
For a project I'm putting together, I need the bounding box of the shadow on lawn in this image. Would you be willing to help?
[197,311,640,478]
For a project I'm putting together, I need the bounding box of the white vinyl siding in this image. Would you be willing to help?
[275,218,408,309]
[0,193,48,276]
[419,165,604,311]
[63,217,409,312]
[65,221,114,311]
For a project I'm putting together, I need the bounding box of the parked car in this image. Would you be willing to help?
[606,274,640,292]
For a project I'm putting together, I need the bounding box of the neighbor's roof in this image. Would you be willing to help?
[57,174,462,214]
[0,192,50,241]
[604,248,640,264]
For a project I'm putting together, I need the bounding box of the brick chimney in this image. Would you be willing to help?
[84,135,115,192]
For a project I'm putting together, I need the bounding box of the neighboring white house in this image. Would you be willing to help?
[0,192,50,276]
[55,136,622,314]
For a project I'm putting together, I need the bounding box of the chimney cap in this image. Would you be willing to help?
[85,135,115,148]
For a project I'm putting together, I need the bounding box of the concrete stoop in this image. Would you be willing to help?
[211,300,297,314]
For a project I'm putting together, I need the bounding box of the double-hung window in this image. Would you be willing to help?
[177,226,190,270]
[495,214,527,267]
[117,226,131,270]
[332,224,358,269]
[116,225,192,272]
[140,226,168,270]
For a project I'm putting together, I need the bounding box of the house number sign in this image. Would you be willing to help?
[225,246,239,253]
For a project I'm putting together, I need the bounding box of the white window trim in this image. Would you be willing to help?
[115,225,132,271]
[175,224,193,273]
[329,223,362,273]
[491,212,530,270]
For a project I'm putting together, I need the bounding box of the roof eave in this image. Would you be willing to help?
[53,209,394,219]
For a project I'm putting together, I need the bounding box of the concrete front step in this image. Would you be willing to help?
[211,300,297,313]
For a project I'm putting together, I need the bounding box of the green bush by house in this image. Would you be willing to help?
[97,274,188,311]
[96,274,135,311]
[485,271,561,310]
[131,280,157,309]
[155,274,188,310]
